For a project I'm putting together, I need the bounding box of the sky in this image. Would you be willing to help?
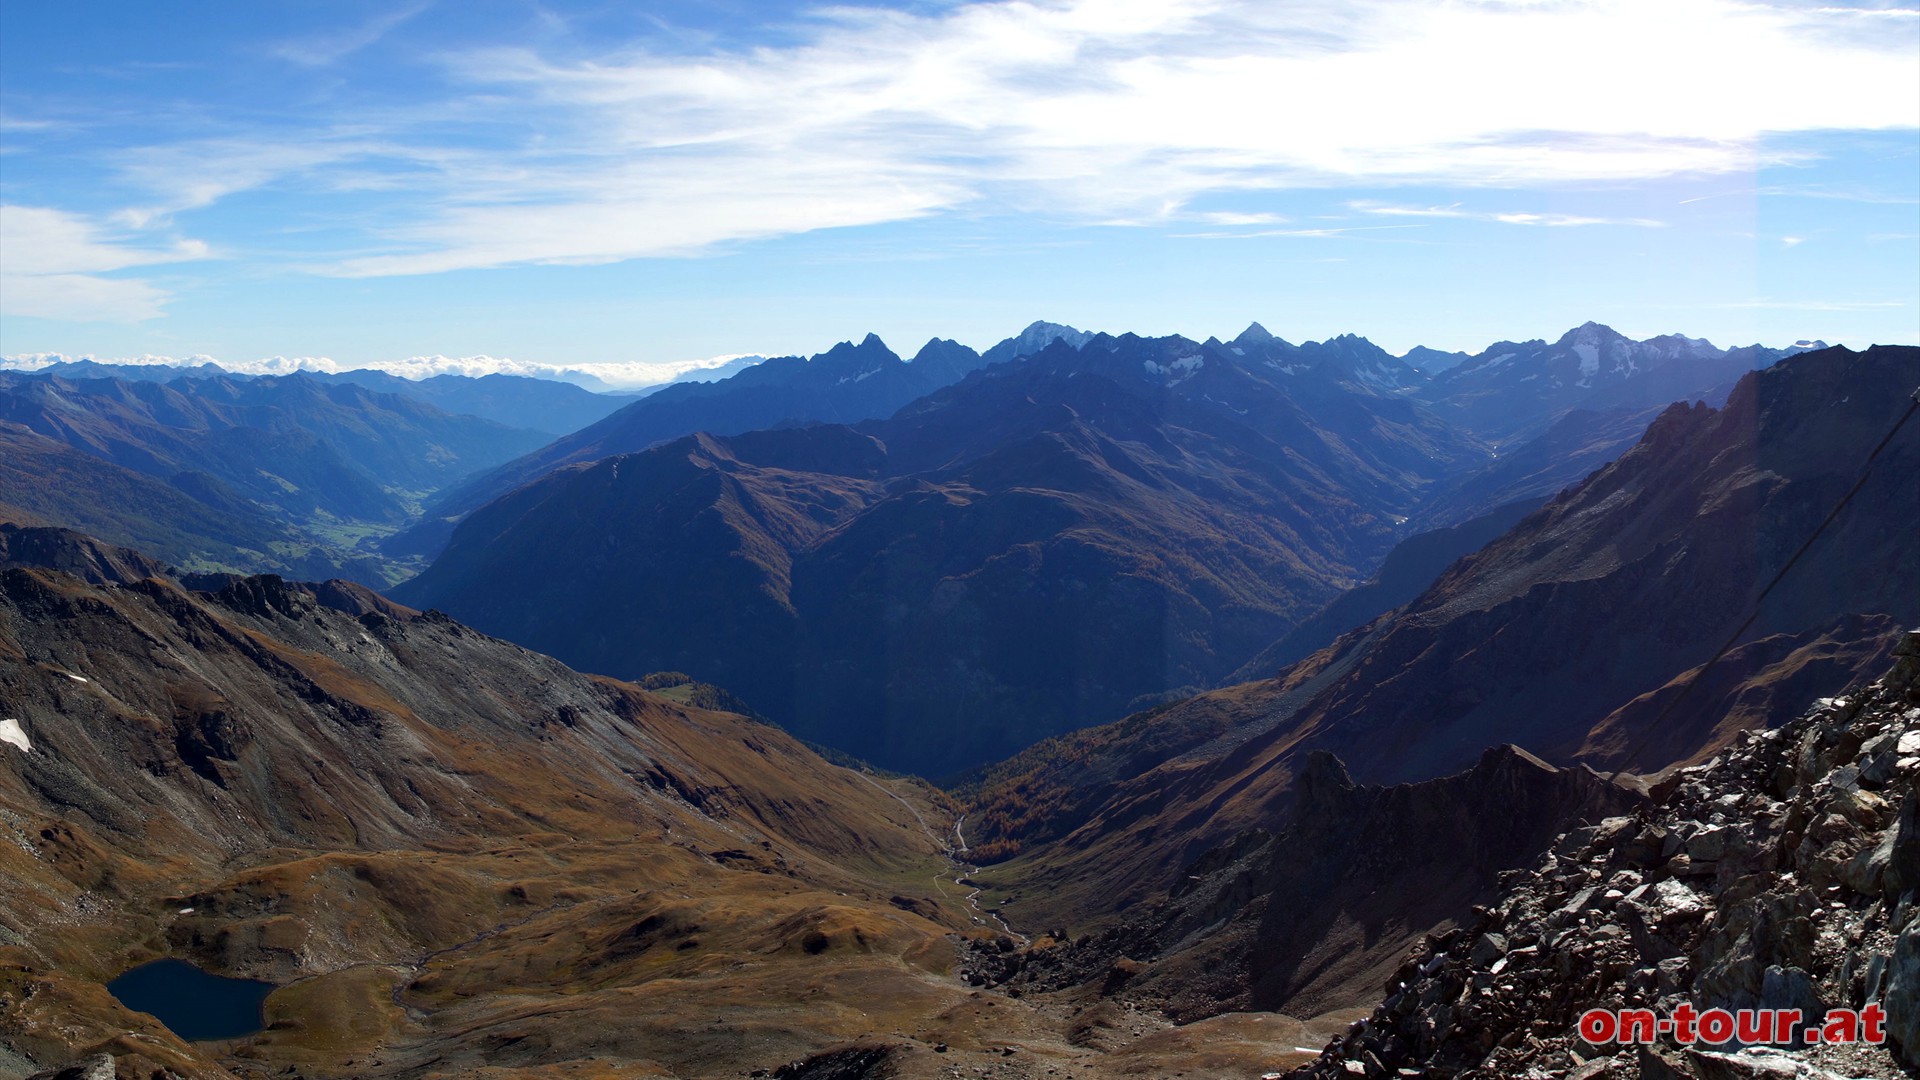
[2,0,1916,387]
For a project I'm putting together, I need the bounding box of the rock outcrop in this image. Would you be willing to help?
[1289,630,1920,1079]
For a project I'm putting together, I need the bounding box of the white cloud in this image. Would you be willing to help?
[1192,211,1290,226]
[0,205,208,322]
[0,349,766,390]
[347,0,1915,272]
[115,138,395,218]
[1176,223,1430,239]
[1350,201,1668,227]
[37,0,1920,277]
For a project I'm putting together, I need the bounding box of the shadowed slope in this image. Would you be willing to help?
[399,333,1490,775]
[969,345,1916,946]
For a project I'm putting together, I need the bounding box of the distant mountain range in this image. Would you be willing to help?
[0,320,1836,764]
[404,334,995,543]
[392,324,1826,776]
[1415,322,1810,443]
[0,371,553,583]
[0,422,403,582]
[11,359,630,436]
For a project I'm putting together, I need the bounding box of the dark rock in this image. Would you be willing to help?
[1887,921,1920,1069]
[24,1054,114,1080]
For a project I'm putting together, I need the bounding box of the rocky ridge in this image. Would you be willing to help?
[1287,630,1920,1079]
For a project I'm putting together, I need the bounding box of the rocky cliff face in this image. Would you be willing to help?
[1288,630,1920,1079]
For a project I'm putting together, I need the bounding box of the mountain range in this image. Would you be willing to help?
[396,333,997,551]
[0,325,1911,1078]
[956,345,1917,979]
[8,360,630,436]
[395,324,1824,776]
[0,371,561,585]
[394,328,1495,774]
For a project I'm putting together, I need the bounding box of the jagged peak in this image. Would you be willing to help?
[1475,742,1558,774]
[815,334,901,368]
[1234,321,1277,346]
[993,321,1095,360]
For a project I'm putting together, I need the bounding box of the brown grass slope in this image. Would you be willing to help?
[0,567,975,1078]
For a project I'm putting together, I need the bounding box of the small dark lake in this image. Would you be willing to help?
[105,958,276,1041]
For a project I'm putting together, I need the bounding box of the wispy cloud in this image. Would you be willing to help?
[114,137,397,220]
[1191,211,1290,226]
[1349,201,1668,227]
[29,0,1920,279]
[0,205,209,321]
[1176,223,1430,239]
[1679,184,1920,205]
[271,3,433,67]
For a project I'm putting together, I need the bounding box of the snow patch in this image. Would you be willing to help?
[1143,355,1205,385]
[1573,343,1600,383]
[0,719,28,754]
[63,673,88,683]
[1484,352,1517,369]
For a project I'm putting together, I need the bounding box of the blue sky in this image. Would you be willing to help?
[2,0,1916,386]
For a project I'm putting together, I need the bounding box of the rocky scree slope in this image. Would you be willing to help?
[1289,630,1920,1079]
